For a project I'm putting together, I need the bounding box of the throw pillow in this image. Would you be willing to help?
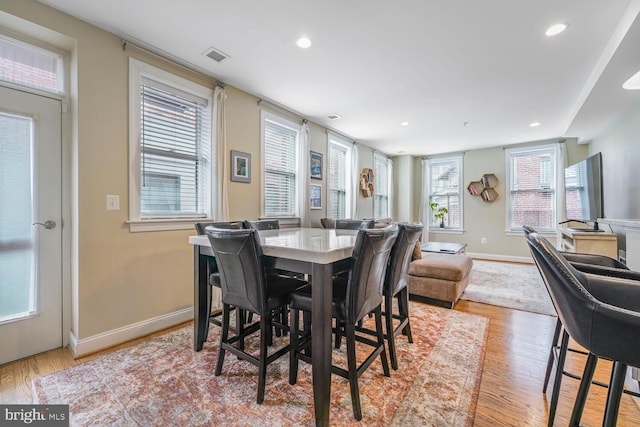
[412,240,422,260]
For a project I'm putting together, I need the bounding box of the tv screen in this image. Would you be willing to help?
[564,152,604,227]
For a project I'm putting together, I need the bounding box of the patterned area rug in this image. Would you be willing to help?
[462,260,557,316]
[33,303,488,426]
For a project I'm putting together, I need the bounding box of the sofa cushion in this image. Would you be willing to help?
[412,240,422,260]
[408,253,473,282]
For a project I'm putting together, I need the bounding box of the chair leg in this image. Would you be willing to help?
[345,322,362,421]
[375,306,390,377]
[335,320,344,349]
[547,330,569,427]
[398,288,413,342]
[385,293,398,370]
[257,315,269,404]
[603,361,627,427]
[569,352,597,426]
[289,308,299,385]
[215,304,231,376]
[544,319,562,393]
[236,308,246,352]
[205,284,212,340]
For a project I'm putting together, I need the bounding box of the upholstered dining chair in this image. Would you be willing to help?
[288,224,398,420]
[335,219,375,230]
[205,226,307,404]
[243,219,280,230]
[381,222,423,370]
[526,231,640,427]
[522,224,640,418]
[195,221,246,339]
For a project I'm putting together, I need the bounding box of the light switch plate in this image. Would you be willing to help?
[106,195,120,211]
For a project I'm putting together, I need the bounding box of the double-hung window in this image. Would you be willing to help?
[426,155,463,229]
[327,134,353,219]
[505,144,559,232]
[373,153,392,219]
[261,111,300,217]
[129,59,214,231]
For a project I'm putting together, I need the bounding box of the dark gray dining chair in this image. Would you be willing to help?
[289,224,398,420]
[526,231,640,427]
[206,226,307,404]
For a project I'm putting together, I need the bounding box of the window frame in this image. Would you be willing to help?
[426,154,464,231]
[327,133,353,220]
[373,153,392,220]
[504,143,559,233]
[128,58,215,232]
[260,110,300,219]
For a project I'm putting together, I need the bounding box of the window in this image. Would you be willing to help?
[327,134,353,219]
[505,144,558,232]
[261,111,300,217]
[0,34,64,94]
[129,59,214,231]
[373,153,391,219]
[426,155,463,229]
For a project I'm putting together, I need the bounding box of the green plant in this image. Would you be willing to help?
[430,202,448,226]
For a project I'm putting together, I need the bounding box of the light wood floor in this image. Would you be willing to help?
[2,301,640,426]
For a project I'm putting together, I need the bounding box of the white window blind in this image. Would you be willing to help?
[427,155,463,229]
[263,114,299,217]
[328,135,352,219]
[129,58,214,230]
[506,145,558,232]
[0,35,63,94]
[373,153,390,219]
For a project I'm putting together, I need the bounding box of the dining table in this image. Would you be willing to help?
[189,227,359,427]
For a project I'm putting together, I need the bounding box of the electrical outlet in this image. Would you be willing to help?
[481,237,487,244]
[106,195,120,211]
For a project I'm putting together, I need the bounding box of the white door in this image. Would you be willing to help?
[0,86,62,365]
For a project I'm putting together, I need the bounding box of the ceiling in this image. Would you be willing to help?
[37,0,640,156]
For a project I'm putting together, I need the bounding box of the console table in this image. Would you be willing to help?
[559,228,617,259]
[421,241,467,255]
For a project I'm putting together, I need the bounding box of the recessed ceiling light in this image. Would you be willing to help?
[328,113,341,120]
[400,121,410,127]
[529,122,541,127]
[295,37,312,49]
[623,70,640,90]
[546,23,568,36]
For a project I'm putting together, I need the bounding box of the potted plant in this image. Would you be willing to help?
[430,202,448,228]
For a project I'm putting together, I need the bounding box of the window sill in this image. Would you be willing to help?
[127,218,206,233]
[504,229,557,237]
[428,228,464,235]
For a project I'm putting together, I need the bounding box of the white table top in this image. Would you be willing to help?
[189,227,359,264]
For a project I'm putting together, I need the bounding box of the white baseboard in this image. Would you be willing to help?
[466,252,533,264]
[69,307,193,358]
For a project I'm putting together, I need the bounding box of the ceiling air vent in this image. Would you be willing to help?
[204,47,229,63]
[328,113,342,120]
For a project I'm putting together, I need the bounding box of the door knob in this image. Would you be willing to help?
[32,220,56,230]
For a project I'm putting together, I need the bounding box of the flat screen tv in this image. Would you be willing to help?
[564,152,604,231]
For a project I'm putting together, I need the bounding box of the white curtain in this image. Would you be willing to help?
[299,120,310,227]
[557,140,567,247]
[350,142,359,218]
[418,158,430,242]
[213,84,229,222]
[212,84,227,311]
[387,157,394,220]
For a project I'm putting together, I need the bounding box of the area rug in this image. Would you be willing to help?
[32,303,488,426]
[462,259,556,316]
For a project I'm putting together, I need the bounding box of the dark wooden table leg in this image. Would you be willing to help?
[194,245,208,351]
[311,262,333,427]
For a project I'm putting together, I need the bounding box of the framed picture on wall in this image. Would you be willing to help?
[231,150,251,183]
[310,151,323,180]
[310,184,322,209]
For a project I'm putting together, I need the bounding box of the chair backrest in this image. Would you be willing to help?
[320,218,336,229]
[244,219,280,230]
[384,222,423,297]
[195,221,245,235]
[522,224,537,236]
[205,227,268,315]
[335,219,375,230]
[346,224,398,322]
[526,232,601,350]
